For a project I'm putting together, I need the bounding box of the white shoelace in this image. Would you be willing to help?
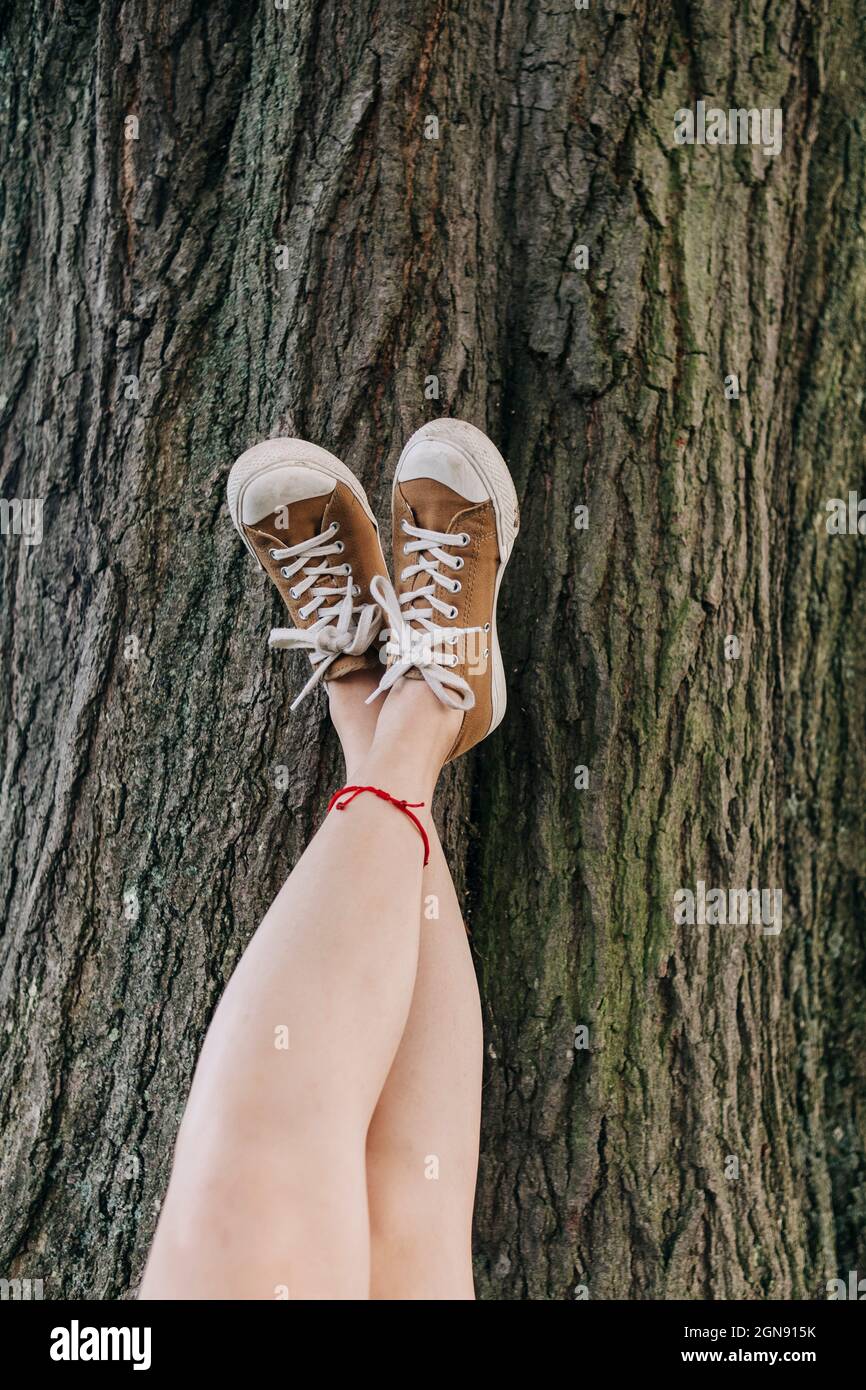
[366,519,484,711]
[267,521,381,709]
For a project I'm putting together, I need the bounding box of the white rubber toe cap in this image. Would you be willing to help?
[241,466,335,525]
[396,440,490,503]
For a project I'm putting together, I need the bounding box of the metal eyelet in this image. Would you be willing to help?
[401,519,410,533]
[331,522,340,534]
[459,533,470,546]
[483,622,491,631]
[403,544,411,555]
[281,567,291,578]
[269,548,279,559]
[334,540,345,553]
[483,648,489,658]
[452,580,462,593]
[290,587,299,599]
[453,556,464,569]
[449,606,458,619]
[353,584,361,596]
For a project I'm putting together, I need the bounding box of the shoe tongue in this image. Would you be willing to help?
[251,494,329,547]
[284,494,329,544]
[398,479,471,536]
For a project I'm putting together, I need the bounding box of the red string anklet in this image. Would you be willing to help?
[326,785,430,866]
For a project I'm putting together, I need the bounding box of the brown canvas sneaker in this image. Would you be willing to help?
[367,419,520,761]
[227,438,386,709]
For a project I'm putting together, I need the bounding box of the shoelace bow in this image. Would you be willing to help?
[366,518,483,711]
[267,521,381,709]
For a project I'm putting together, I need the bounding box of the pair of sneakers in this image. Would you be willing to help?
[226,420,520,762]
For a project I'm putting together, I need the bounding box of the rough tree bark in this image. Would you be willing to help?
[1,0,863,1300]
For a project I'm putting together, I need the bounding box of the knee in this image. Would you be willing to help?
[366,1153,476,1299]
[367,1137,474,1244]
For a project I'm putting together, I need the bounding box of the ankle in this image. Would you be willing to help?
[327,668,381,772]
[368,679,461,781]
[350,749,440,809]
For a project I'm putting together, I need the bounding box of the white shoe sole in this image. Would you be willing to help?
[395,418,520,740]
[227,438,380,570]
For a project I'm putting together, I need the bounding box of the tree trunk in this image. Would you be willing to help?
[1,0,863,1301]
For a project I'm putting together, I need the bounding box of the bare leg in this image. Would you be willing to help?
[333,675,483,1300]
[366,825,482,1299]
[140,676,460,1300]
